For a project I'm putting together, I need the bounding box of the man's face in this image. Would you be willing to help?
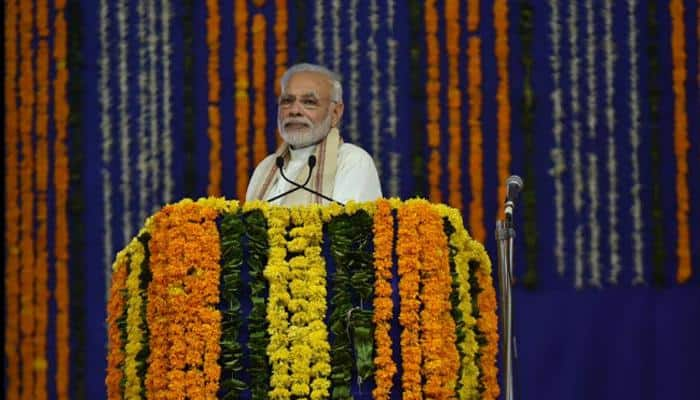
[277,71,342,148]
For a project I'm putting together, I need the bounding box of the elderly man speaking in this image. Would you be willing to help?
[246,63,382,205]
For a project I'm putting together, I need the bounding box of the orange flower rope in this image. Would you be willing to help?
[446,0,463,210]
[207,0,222,195]
[234,1,250,200]
[106,258,129,400]
[53,1,71,398]
[468,0,480,32]
[425,0,442,203]
[252,14,268,166]
[494,0,511,222]
[19,1,37,397]
[35,1,51,395]
[468,36,485,243]
[396,201,422,399]
[475,268,500,400]
[146,203,222,398]
[4,1,21,398]
[274,0,288,98]
[670,0,691,283]
[372,199,397,398]
[417,202,459,398]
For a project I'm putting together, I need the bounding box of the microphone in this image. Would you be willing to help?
[267,155,345,205]
[504,175,523,226]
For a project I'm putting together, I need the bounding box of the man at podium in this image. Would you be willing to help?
[245,63,382,206]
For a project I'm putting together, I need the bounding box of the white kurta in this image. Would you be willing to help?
[246,142,383,205]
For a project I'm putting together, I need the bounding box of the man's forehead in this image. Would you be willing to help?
[283,72,331,95]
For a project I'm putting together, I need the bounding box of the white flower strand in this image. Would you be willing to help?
[137,0,149,225]
[99,0,114,288]
[628,0,645,285]
[331,0,341,73]
[548,0,566,276]
[386,0,399,197]
[118,0,132,244]
[604,0,622,284]
[568,0,584,288]
[346,0,360,143]
[161,0,174,204]
[314,0,324,65]
[585,0,601,287]
[368,0,382,180]
[148,0,160,212]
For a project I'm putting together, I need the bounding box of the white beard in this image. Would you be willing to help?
[278,113,332,149]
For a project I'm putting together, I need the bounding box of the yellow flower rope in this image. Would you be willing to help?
[106,252,129,400]
[124,235,148,399]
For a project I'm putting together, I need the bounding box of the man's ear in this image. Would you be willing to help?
[331,102,344,127]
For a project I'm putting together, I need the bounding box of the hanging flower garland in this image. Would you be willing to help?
[161,0,174,203]
[567,0,586,289]
[314,0,325,65]
[446,0,463,211]
[494,0,511,223]
[346,0,361,144]
[252,14,268,166]
[603,0,621,284]
[99,0,114,286]
[371,199,397,399]
[147,0,161,212]
[368,0,384,181]
[207,0,222,196]
[331,0,341,73]
[426,0,442,204]
[474,261,500,400]
[274,0,288,98]
[137,0,150,223]
[417,201,460,397]
[262,206,293,398]
[106,252,129,400]
[468,33,485,242]
[435,204,480,398]
[396,200,423,399]
[19,0,37,394]
[5,0,21,397]
[234,1,250,201]
[547,0,567,277]
[670,0,691,283]
[386,0,400,197]
[117,0,133,242]
[146,201,223,398]
[124,234,149,398]
[628,0,645,285]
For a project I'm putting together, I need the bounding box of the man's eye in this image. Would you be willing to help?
[280,97,293,105]
[302,99,319,106]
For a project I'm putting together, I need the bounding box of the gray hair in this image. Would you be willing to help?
[280,63,343,103]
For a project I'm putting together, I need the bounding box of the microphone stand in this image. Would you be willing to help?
[495,190,519,400]
[267,155,345,206]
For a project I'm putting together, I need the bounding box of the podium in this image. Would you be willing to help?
[106,197,500,399]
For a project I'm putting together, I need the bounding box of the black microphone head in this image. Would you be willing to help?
[506,175,523,201]
[308,155,317,168]
[276,156,285,168]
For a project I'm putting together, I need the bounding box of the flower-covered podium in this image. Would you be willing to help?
[106,198,500,399]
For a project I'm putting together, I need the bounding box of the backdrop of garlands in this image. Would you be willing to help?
[3,0,699,399]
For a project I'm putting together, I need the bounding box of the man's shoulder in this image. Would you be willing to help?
[338,142,374,162]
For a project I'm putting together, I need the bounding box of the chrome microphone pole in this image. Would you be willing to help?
[495,175,522,400]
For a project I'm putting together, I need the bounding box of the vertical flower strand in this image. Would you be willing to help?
[252,14,268,166]
[234,1,250,201]
[446,0,463,211]
[494,0,511,221]
[425,0,442,203]
[206,0,222,196]
[670,0,691,283]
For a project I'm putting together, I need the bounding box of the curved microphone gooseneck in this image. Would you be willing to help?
[267,155,345,206]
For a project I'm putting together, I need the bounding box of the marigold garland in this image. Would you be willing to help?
[54,2,72,398]
[435,205,481,399]
[417,202,460,397]
[274,0,288,98]
[19,0,37,396]
[146,201,223,398]
[252,14,268,166]
[670,0,691,283]
[425,0,442,203]
[446,0,463,210]
[4,1,21,398]
[372,199,397,398]
[234,1,250,200]
[494,0,511,226]
[124,236,149,399]
[106,253,129,400]
[467,35,485,243]
[207,0,222,195]
[397,200,423,399]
